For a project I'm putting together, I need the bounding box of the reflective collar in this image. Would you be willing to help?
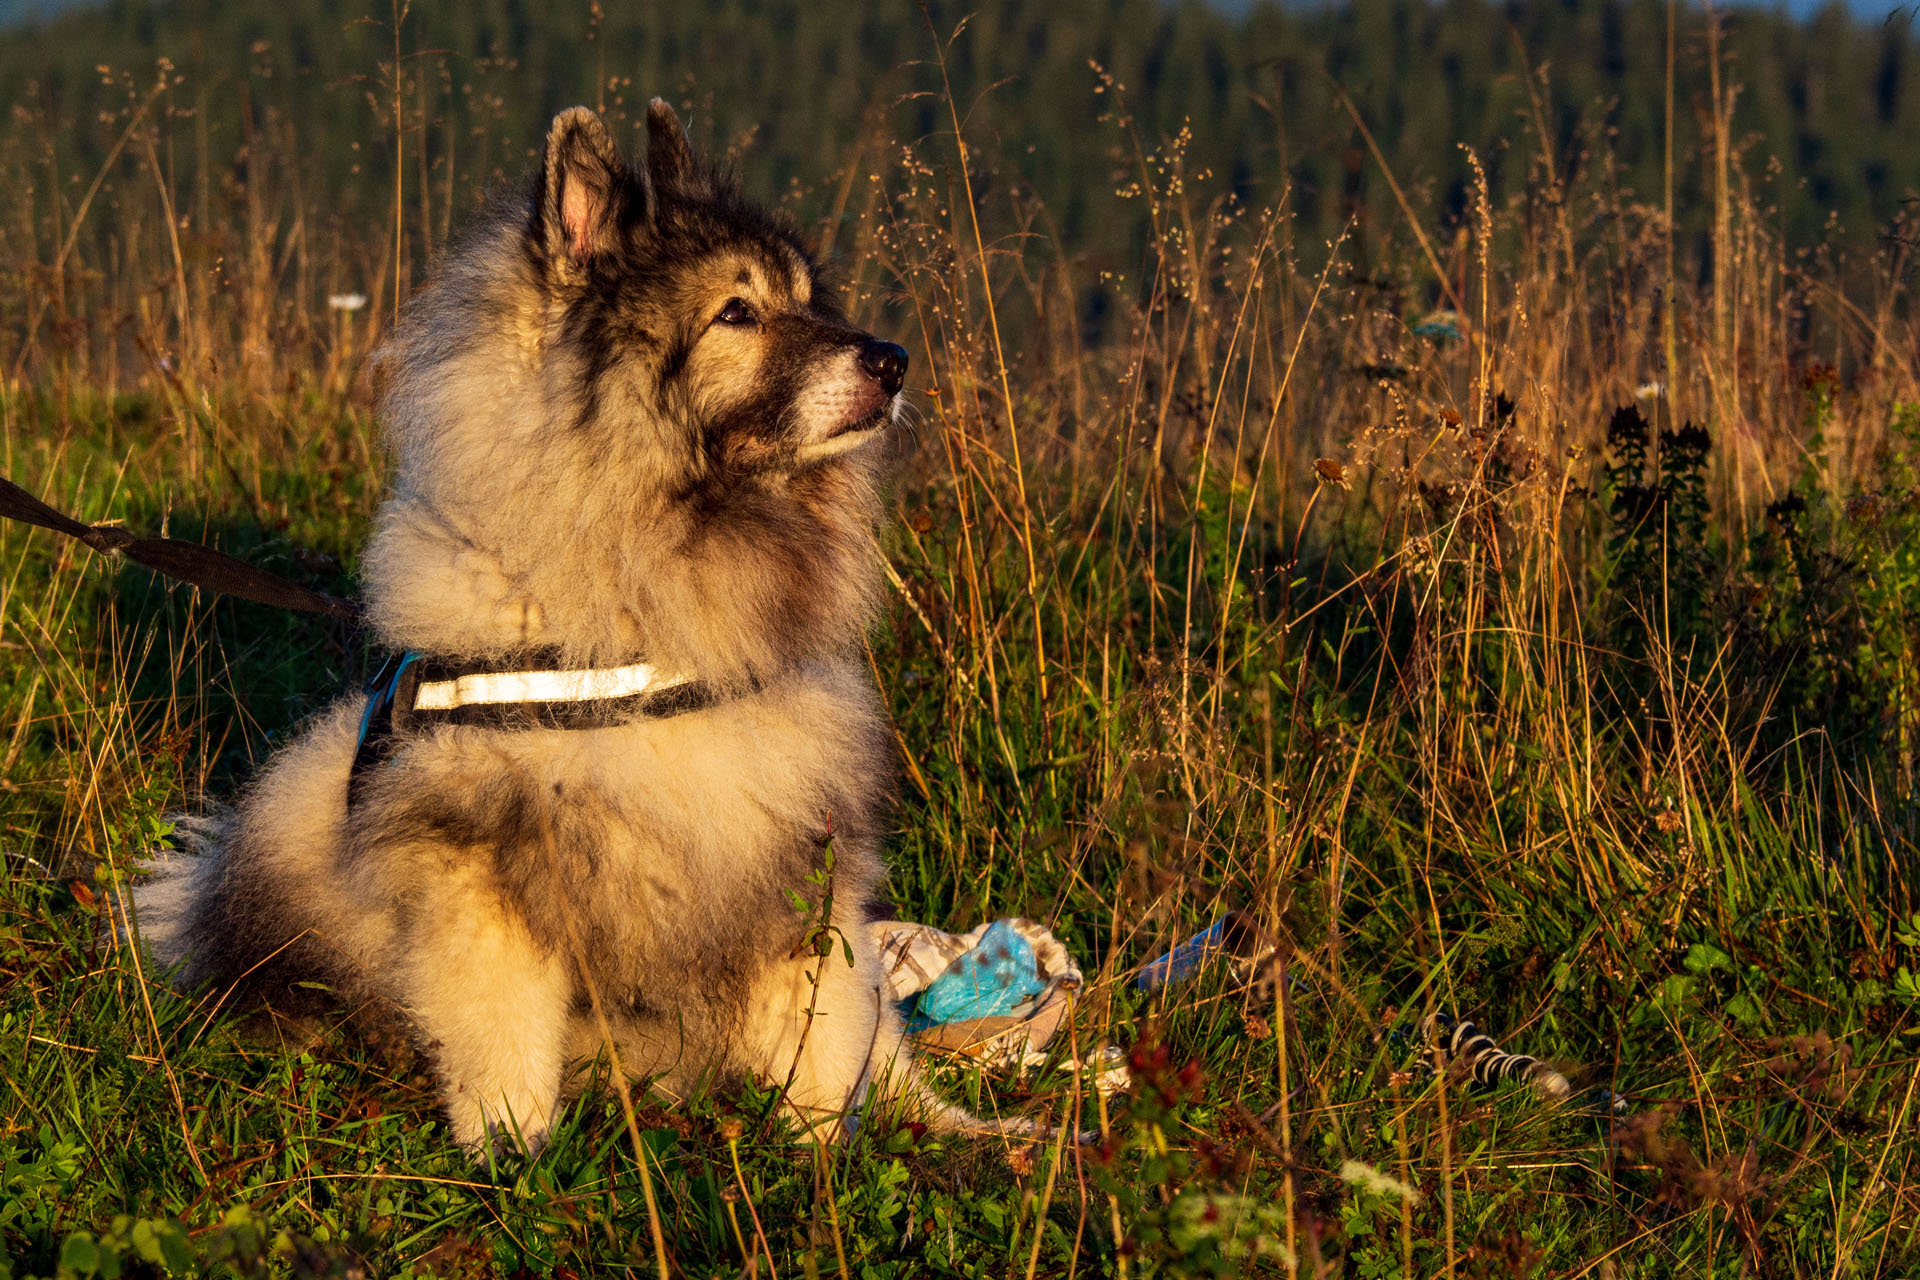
[347,650,719,808]
[412,660,690,711]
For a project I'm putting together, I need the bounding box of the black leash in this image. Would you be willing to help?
[4,474,727,810]
[0,475,361,620]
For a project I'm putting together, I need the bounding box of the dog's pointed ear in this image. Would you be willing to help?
[537,107,642,274]
[645,98,703,196]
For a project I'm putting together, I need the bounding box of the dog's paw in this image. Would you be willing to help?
[459,1119,550,1172]
[447,1091,556,1169]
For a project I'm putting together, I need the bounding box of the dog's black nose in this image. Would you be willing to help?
[857,341,908,397]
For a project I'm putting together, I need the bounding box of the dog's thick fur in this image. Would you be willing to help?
[133,102,1005,1154]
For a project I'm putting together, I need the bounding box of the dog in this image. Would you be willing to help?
[132,100,1021,1156]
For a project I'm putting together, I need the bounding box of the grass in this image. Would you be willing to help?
[5,22,1920,1279]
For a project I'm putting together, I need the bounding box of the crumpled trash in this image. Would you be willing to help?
[1411,309,1466,343]
[913,919,1046,1025]
[875,916,1127,1090]
[1136,910,1280,993]
[876,910,1287,1097]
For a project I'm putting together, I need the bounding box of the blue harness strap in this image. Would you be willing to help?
[348,651,426,809]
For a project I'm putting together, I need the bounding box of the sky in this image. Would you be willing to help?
[0,0,1915,30]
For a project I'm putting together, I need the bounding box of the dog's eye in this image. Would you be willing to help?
[714,298,757,327]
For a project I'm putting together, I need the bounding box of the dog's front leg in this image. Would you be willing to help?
[399,866,572,1160]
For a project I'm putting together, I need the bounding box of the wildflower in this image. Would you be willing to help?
[1635,381,1665,400]
[329,292,369,312]
[1339,1159,1421,1203]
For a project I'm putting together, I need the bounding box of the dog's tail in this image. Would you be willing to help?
[120,811,229,979]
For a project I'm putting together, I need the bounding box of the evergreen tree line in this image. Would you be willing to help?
[2,0,1916,329]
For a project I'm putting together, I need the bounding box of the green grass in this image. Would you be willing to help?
[4,373,1919,1277]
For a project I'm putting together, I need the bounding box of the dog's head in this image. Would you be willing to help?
[369,103,905,673]
[530,103,904,478]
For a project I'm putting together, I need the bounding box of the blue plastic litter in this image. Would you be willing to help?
[1136,916,1232,991]
[1411,310,1465,343]
[908,920,1045,1028]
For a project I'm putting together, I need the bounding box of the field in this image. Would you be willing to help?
[4,4,1920,1276]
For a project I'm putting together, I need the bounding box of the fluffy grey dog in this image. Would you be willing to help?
[134,101,1011,1155]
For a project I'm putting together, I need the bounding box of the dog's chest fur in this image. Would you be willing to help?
[347,664,891,1019]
